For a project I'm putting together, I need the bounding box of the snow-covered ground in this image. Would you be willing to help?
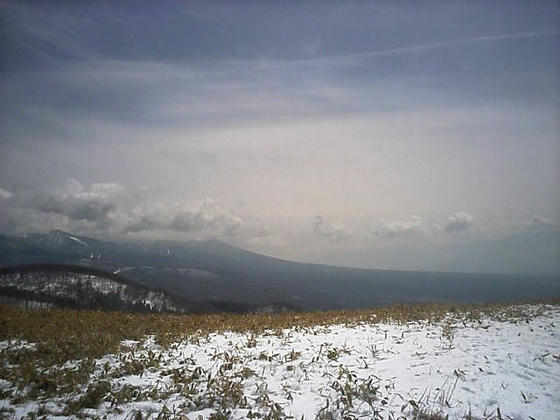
[2,304,559,419]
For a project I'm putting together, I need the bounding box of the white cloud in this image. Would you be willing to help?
[124,198,245,237]
[527,216,558,228]
[245,234,287,249]
[374,216,423,238]
[312,216,351,243]
[0,188,14,200]
[35,179,123,222]
[445,212,475,233]
[514,216,560,232]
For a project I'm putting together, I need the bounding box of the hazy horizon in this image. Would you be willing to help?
[1,1,559,275]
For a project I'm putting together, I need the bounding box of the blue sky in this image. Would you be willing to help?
[1,1,559,273]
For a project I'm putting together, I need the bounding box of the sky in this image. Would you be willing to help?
[1,0,559,274]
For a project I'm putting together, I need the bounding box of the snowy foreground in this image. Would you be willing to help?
[2,304,560,419]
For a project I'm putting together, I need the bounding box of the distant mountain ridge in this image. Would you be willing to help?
[0,263,201,313]
[1,230,559,311]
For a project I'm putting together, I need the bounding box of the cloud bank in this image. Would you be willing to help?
[2,180,256,241]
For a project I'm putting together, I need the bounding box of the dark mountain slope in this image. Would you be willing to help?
[1,230,558,311]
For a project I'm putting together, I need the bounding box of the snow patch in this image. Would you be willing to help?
[68,236,89,247]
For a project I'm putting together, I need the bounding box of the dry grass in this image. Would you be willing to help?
[1,299,557,368]
[0,298,558,418]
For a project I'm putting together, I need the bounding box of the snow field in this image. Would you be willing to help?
[1,304,559,419]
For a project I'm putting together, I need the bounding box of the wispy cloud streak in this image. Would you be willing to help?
[275,30,559,66]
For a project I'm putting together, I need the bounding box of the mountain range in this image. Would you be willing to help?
[1,229,558,311]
